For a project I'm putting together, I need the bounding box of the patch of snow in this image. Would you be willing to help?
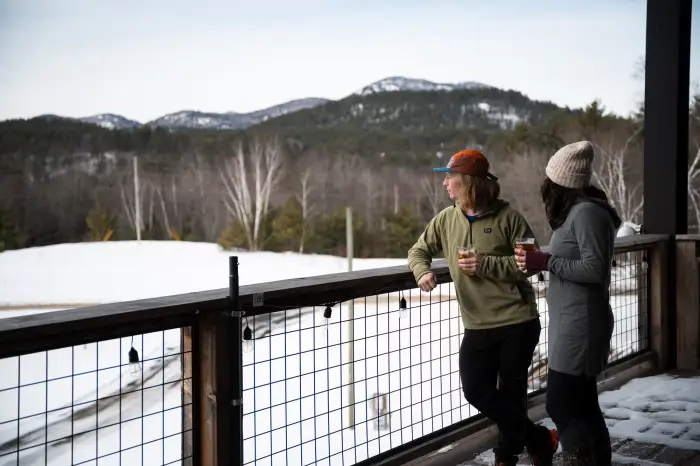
[357,76,491,96]
[598,374,700,451]
[0,241,406,307]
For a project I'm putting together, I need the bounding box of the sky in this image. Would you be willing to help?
[0,0,698,123]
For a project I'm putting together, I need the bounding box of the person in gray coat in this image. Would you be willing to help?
[515,141,621,466]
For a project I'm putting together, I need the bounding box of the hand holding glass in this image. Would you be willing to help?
[457,245,476,276]
[514,238,535,271]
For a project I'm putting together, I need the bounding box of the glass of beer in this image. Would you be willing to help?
[457,244,476,276]
[514,237,536,271]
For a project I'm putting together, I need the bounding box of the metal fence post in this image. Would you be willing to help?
[230,256,244,465]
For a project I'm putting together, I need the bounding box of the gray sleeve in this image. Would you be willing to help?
[547,205,614,283]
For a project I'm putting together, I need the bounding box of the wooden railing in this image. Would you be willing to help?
[0,234,676,466]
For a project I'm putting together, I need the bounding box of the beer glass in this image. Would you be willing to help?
[457,244,476,276]
[514,237,536,271]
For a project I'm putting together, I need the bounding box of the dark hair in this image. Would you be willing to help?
[540,177,610,230]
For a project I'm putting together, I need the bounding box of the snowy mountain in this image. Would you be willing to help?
[80,113,142,130]
[147,98,329,130]
[19,77,510,132]
[357,76,491,96]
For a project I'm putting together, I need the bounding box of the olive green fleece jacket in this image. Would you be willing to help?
[407,199,540,330]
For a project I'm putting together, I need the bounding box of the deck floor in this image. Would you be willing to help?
[457,439,700,465]
[413,372,700,466]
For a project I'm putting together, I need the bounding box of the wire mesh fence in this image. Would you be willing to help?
[0,327,193,466]
[241,248,650,466]
[0,248,650,466]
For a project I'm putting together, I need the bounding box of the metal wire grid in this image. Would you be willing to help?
[241,249,649,466]
[608,250,650,361]
[242,282,470,466]
[0,327,193,466]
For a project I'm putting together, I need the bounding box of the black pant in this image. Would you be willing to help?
[546,369,612,463]
[459,318,541,460]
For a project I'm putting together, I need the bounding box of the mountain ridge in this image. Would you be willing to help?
[9,76,507,130]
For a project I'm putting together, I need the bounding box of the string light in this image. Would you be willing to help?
[399,294,408,319]
[243,325,253,353]
[322,306,333,330]
[128,336,141,378]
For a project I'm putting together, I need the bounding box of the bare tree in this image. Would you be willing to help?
[119,178,143,238]
[297,168,315,253]
[220,138,284,251]
[592,127,644,223]
[498,150,551,242]
[421,175,444,217]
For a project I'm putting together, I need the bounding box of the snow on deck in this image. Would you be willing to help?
[463,374,700,466]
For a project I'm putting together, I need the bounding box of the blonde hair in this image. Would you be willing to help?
[458,174,501,212]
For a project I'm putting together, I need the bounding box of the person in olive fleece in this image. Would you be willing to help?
[516,141,621,466]
[408,149,558,466]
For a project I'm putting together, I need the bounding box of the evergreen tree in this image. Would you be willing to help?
[381,207,425,258]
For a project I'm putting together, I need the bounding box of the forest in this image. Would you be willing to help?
[1,91,699,258]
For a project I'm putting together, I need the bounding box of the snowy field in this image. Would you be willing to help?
[0,241,648,466]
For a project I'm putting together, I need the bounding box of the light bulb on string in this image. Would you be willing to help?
[243,325,254,354]
[128,346,141,378]
[322,306,333,330]
[317,306,333,342]
[399,295,408,319]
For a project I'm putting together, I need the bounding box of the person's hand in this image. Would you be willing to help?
[458,254,479,275]
[515,249,551,273]
[418,273,437,292]
[514,248,527,271]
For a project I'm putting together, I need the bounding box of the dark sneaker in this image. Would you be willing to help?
[528,427,559,466]
[495,460,517,466]
[494,453,518,466]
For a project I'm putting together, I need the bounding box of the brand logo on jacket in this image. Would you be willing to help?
[484,228,492,233]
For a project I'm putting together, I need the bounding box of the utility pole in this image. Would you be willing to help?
[134,156,141,242]
[393,184,399,214]
[346,207,355,428]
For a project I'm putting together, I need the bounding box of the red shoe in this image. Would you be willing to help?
[528,428,559,466]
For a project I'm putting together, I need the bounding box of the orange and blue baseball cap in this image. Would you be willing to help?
[433,149,498,180]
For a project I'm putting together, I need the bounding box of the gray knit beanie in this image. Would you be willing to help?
[545,141,595,189]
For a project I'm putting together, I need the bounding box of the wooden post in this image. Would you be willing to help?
[637,250,649,353]
[181,326,193,463]
[649,239,670,369]
[676,239,699,369]
[346,207,355,428]
[134,156,141,242]
[196,257,242,466]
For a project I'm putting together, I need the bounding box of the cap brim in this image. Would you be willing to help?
[433,167,453,172]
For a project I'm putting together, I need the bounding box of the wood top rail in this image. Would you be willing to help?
[0,234,671,358]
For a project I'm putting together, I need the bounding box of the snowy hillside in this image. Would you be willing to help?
[356,76,491,95]
[79,113,142,130]
[147,98,328,130]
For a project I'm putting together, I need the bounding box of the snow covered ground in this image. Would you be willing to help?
[0,241,649,466]
[0,241,406,308]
